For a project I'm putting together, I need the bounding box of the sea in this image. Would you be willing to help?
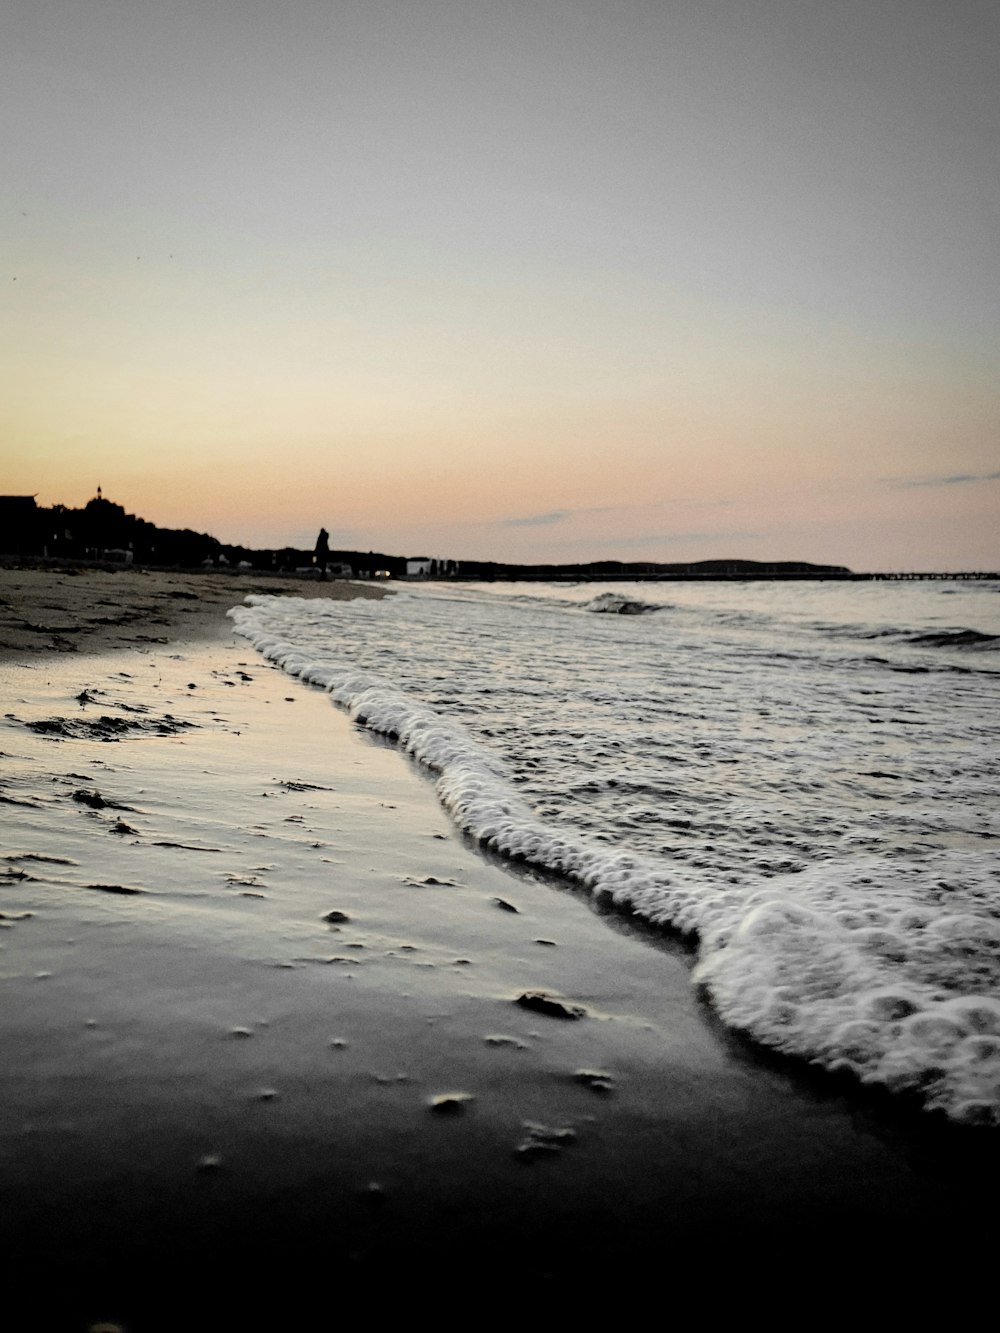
[231,577,1000,1126]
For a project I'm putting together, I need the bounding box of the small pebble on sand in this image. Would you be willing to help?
[514,991,586,1020]
[515,1122,577,1161]
[573,1069,615,1094]
[428,1092,474,1115]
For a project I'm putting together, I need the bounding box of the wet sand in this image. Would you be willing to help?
[0,564,386,660]
[1,569,997,1328]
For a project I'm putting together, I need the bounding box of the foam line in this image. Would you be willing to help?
[230,596,1000,1125]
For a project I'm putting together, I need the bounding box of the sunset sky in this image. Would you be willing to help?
[3,0,997,569]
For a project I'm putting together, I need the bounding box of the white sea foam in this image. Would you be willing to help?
[229,582,1000,1123]
[584,592,662,615]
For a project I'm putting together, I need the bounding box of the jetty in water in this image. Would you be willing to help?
[852,570,999,581]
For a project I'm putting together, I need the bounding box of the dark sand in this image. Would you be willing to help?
[1,569,997,1329]
[0,565,386,660]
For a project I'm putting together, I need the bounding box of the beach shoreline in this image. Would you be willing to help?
[1,569,997,1328]
[0,564,387,661]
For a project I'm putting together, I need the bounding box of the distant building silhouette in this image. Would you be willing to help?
[0,496,41,554]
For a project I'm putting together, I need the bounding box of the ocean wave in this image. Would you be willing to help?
[905,629,1000,649]
[230,595,1000,1125]
[819,622,1000,652]
[583,592,664,615]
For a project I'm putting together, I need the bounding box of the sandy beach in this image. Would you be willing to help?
[0,565,387,661]
[1,568,997,1329]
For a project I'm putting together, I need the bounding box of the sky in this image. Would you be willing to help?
[2,0,998,570]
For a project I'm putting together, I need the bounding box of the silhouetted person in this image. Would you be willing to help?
[314,528,330,577]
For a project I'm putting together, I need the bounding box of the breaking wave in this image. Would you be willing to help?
[583,592,664,615]
[905,629,1000,649]
[230,593,1000,1126]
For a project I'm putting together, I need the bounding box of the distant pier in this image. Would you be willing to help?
[852,571,999,582]
[522,570,1000,583]
[490,570,1000,583]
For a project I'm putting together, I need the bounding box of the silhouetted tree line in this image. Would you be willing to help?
[1,494,224,566]
[1,493,852,580]
[0,494,409,576]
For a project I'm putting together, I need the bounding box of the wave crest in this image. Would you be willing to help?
[905,628,999,649]
[230,595,1000,1125]
[583,592,663,615]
